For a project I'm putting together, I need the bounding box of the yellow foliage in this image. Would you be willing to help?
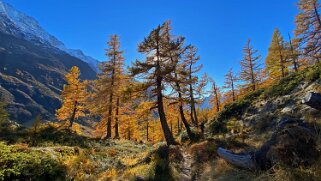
[56,66,88,127]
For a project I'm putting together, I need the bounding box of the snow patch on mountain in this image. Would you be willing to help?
[0,0,99,71]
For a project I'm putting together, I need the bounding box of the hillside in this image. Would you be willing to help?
[0,30,97,125]
[0,64,320,181]
[197,64,321,180]
[1,0,321,180]
[0,1,98,125]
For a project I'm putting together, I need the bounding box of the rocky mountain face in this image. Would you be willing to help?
[0,0,100,71]
[0,1,97,125]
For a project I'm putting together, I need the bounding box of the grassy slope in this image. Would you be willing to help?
[1,64,321,181]
[196,63,321,180]
[0,123,164,181]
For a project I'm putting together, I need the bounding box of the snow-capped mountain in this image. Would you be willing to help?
[0,0,99,71]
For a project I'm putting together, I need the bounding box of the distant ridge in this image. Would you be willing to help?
[0,1,97,125]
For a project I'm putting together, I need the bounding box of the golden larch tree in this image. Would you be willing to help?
[295,0,321,61]
[265,29,290,80]
[56,66,87,128]
[240,39,261,91]
[130,22,179,145]
[209,79,222,113]
[92,35,125,139]
[223,68,237,102]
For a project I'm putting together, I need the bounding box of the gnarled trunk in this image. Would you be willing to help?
[156,75,177,145]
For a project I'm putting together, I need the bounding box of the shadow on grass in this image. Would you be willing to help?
[0,123,98,148]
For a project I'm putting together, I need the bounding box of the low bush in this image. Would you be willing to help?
[304,63,321,82]
[263,73,303,98]
[0,142,66,180]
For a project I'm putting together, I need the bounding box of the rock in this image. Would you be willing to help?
[218,119,320,170]
[280,107,293,114]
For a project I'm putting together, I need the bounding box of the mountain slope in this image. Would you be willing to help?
[0,2,98,125]
[0,0,100,71]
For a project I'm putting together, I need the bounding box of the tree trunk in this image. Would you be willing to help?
[302,92,321,110]
[69,101,78,128]
[146,118,149,142]
[213,84,220,112]
[175,73,193,139]
[189,83,199,126]
[189,63,198,126]
[114,97,120,139]
[314,3,321,30]
[217,148,255,170]
[106,96,113,139]
[276,37,286,78]
[231,78,236,101]
[156,75,177,145]
[177,117,181,135]
[247,47,256,91]
[288,34,299,72]
[106,61,115,139]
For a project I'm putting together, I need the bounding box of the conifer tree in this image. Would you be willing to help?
[295,0,321,61]
[240,39,261,91]
[93,35,125,139]
[56,66,87,128]
[130,22,178,145]
[136,101,154,142]
[287,34,301,72]
[162,21,195,139]
[223,68,237,102]
[184,46,203,126]
[210,79,222,113]
[265,29,289,80]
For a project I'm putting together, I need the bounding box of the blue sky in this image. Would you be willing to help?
[5,0,298,86]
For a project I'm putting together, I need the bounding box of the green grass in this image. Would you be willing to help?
[0,142,66,181]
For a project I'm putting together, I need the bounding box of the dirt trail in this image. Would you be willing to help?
[180,147,194,181]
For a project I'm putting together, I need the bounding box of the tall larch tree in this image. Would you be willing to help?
[130,22,179,145]
[162,21,195,139]
[136,101,154,142]
[56,66,87,128]
[240,39,261,91]
[93,35,125,139]
[210,79,222,113]
[295,0,321,61]
[265,29,290,80]
[106,35,125,139]
[184,46,202,127]
[223,68,237,102]
[287,34,301,72]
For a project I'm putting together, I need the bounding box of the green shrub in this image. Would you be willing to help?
[0,142,66,180]
[263,73,303,98]
[218,89,263,121]
[304,63,321,82]
[208,120,228,134]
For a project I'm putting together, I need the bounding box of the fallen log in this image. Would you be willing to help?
[302,92,321,110]
[217,118,319,170]
[217,148,255,170]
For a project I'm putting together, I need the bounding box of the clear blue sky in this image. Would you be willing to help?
[5,0,298,86]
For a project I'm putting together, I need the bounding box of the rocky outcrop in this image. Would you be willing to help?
[218,118,319,170]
